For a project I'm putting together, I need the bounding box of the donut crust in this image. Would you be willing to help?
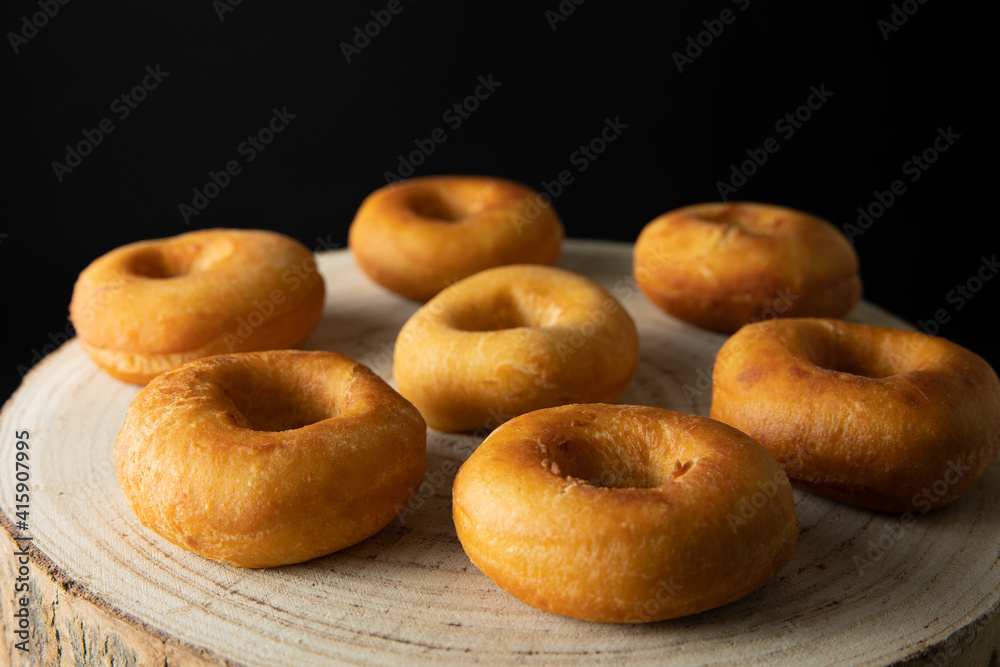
[349,175,564,301]
[393,264,639,432]
[710,318,1000,512]
[633,202,861,332]
[452,404,799,622]
[70,228,325,384]
[115,350,427,568]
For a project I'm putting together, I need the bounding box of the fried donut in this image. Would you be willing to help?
[633,202,861,332]
[710,318,1000,512]
[115,350,426,568]
[69,228,325,384]
[452,403,799,623]
[393,264,639,433]
[348,175,564,301]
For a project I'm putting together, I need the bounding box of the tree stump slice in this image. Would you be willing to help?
[2,239,998,666]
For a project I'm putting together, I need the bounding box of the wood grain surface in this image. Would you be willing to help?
[2,239,998,666]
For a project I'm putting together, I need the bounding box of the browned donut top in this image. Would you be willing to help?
[70,228,322,354]
[634,202,859,294]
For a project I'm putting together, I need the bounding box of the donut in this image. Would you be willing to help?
[115,350,426,568]
[633,202,862,332]
[70,228,325,384]
[393,264,639,433]
[710,318,1000,512]
[452,403,799,623]
[348,175,564,301]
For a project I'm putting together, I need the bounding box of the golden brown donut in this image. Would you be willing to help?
[115,350,426,568]
[393,264,639,432]
[633,202,861,332]
[710,318,1000,513]
[348,175,564,301]
[69,228,325,384]
[452,403,799,623]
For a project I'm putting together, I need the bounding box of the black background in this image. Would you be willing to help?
[2,1,995,404]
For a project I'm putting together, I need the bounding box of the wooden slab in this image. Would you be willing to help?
[2,239,998,666]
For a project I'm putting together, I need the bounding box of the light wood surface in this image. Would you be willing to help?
[2,239,998,666]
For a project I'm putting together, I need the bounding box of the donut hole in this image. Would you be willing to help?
[445,292,551,332]
[804,334,904,379]
[126,241,232,279]
[694,206,781,235]
[409,190,476,222]
[126,247,194,279]
[819,354,896,378]
[545,437,666,489]
[218,366,337,431]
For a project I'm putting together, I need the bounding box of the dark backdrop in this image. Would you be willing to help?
[3,2,995,403]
